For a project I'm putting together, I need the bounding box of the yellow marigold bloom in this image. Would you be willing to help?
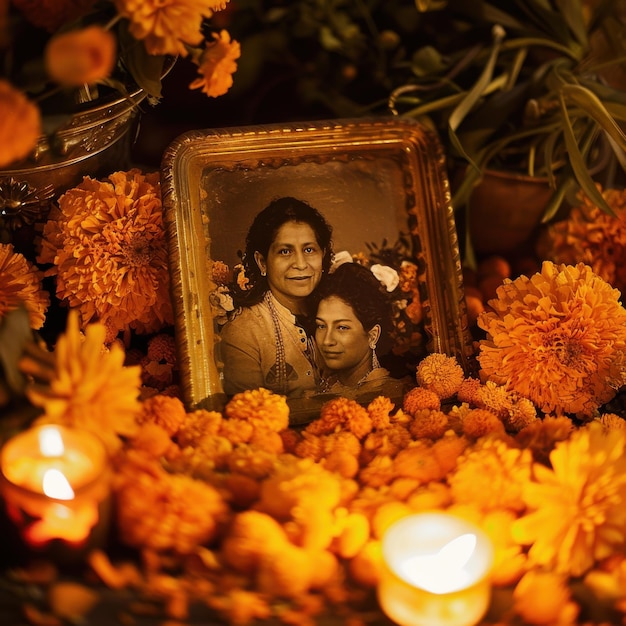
[113,0,229,57]
[599,412,626,433]
[189,30,240,98]
[138,394,186,436]
[256,456,342,520]
[0,243,49,329]
[538,186,626,295]
[513,570,579,625]
[28,310,141,453]
[38,169,173,336]
[45,26,116,86]
[219,417,254,444]
[449,436,533,513]
[392,441,446,483]
[224,388,289,432]
[0,80,41,167]
[513,422,626,577]
[226,444,278,480]
[415,352,465,399]
[12,0,95,33]
[478,261,626,416]
[361,424,411,463]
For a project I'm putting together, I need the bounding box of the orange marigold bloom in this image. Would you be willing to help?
[431,431,469,475]
[513,570,579,625]
[138,394,186,436]
[0,243,49,329]
[599,412,626,432]
[358,454,395,488]
[448,437,533,513]
[409,409,449,440]
[176,409,223,446]
[513,422,626,577]
[147,333,177,365]
[393,442,445,483]
[0,80,41,167]
[294,432,325,462]
[361,424,411,463]
[219,417,254,444]
[249,427,284,455]
[226,444,277,480]
[189,30,240,98]
[322,431,362,458]
[514,415,574,465]
[115,461,229,554]
[322,450,359,479]
[456,377,483,405]
[38,169,173,336]
[45,26,116,86]
[478,261,626,416]
[415,352,465,399]
[366,395,395,430]
[306,397,372,439]
[224,388,289,432]
[113,0,230,57]
[28,310,141,453]
[461,408,506,440]
[12,0,95,32]
[538,186,626,295]
[402,386,441,415]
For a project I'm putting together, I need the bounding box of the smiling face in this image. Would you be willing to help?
[254,221,325,314]
[316,295,380,386]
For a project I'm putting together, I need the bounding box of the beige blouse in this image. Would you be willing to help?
[218,292,318,398]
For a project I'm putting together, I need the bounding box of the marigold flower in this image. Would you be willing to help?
[147,333,177,365]
[115,461,229,554]
[224,388,289,432]
[226,444,277,480]
[45,26,116,86]
[0,80,41,167]
[38,169,173,336]
[431,431,469,475]
[219,417,254,444]
[513,570,579,625]
[12,0,95,33]
[461,408,506,439]
[0,243,49,329]
[456,377,483,405]
[361,424,411,463]
[114,0,230,57]
[138,394,186,436]
[366,395,395,430]
[393,442,446,484]
[402,386,441,415]
[176,409,223,446]
[513,422,626,577]
[599,412,626,432]
[189,30,240,98]
[358,454,395,488]
[256,456,342,520]
[478,261,626,416]
[409,409,449,440]
[415,352,465,399]
[514,415,574,465]
[538,186,626,295]
[28,310,141,453]
[305,397,372,439]
[449,436,533,513]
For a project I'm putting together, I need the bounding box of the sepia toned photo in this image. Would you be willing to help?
[161,118,473,421]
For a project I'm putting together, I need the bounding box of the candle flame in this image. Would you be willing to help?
[397,533,478,594]
[42,469,75,500]
[38,426,65,457]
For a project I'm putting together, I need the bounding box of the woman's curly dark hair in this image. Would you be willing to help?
[234,197,334,307]
[312,261,394,353]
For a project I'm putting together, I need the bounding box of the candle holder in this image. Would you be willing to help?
[378,511,494,626]
[0,424,112,566]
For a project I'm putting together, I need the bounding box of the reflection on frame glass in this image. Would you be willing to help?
[161,117,473,421]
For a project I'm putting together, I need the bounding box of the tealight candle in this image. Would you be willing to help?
[0,424,111,564]
[378,512,494,626]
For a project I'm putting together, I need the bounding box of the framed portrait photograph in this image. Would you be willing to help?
[161,117,473,421]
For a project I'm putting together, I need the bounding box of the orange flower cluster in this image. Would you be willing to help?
[0,80,41,168]
[478,261,626,416]
[0,242,49,329]
[38,169,173,338]
[538,186,626,295]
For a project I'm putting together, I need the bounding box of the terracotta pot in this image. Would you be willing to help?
[467,169,554,257]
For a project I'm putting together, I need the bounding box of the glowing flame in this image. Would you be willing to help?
[38,426,65,457]
[398,533,477,593]
[42,469,75,500]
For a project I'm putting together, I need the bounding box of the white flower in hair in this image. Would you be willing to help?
[371,264,399,292]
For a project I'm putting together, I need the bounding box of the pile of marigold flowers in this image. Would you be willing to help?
[11,290,626,626]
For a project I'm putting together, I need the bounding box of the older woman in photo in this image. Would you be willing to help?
[312,261,412,403]
[219,196,334,397]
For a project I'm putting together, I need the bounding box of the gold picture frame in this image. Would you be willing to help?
[161,117,473,413]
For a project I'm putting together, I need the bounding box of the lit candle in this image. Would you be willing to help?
[378,512,494,626]
[0,424,111,563]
